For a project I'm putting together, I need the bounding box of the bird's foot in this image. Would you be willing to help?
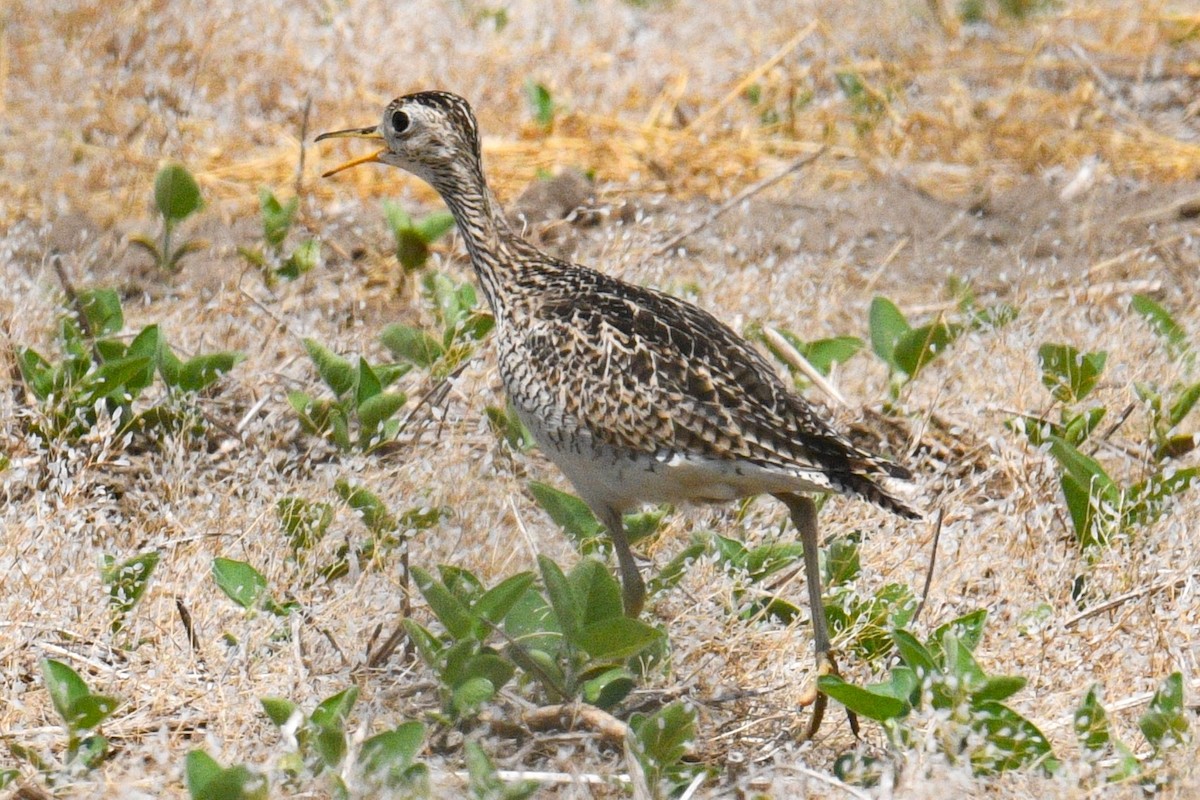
[796,651,838,742]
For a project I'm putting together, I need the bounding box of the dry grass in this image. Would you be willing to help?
[3,0,1200,797]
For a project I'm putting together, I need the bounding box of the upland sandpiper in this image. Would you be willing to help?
[318,91,920,729]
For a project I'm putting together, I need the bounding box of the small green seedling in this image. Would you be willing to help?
[288,338,410,451]
[211,557,296,617]
[1074,673,1191,790]
[185,750,268,800]
[819,610,1055,776]
[523,79,556,129]
[238,188,321,285]
[405,566,533,720]
[261,687,359,792]
[276,496,334,559]
[383,200,456,272]
[869,296,961,398]
[102,550,160,636]
[503,557,664,708]
[356,721,430,795]
[1009,342,1108,448]
[628,701,704,797]
[381,270,494,381]
[40,658,121,773]
[129,162,207,273]
[17,289,242,442]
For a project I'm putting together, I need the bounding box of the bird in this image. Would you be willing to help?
[317,91,920,732]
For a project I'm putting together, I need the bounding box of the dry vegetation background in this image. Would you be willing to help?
[3,0,1200,797]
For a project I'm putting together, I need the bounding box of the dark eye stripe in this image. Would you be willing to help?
[391,109,409,133]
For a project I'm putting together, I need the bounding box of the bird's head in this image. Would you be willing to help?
[316,91,482,189]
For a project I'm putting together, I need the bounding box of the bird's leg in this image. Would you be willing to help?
[599,506,646,617]
[775,492,836,739]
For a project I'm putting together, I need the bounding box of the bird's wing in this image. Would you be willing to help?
[519,266,908,483]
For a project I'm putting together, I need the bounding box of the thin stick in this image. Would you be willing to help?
[174,597,201,654]
[522,702,630,745]
[910,507,945,628]
[295,95,312,197]
[762,326,849,408]
[649,147,826,258]
[1063,574,1191,629]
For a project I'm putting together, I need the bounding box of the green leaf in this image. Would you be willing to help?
[124,325,163,394]
[395,229,431,271]
[1038,343,1108,403]
[380,324,445,368]
[103,550,160,633]
[926,608,988,658]
[85,355,153,403]
[451,676,496,715]
[359,722,427,788]
[154,163,203,223]
[211,557,268,610]
[1139,671,1190,752]
[17,347,55,401]
[357,392,407,441]
[629,701,697,791]
[648,541,706,596]
[1169,381,1200,428]
[802,335,864,375]
[577,616,663,661]
[354,358,382,407]
[1132,294,1189,356]
[79,288,124,337]
[583,667,636,709]
[893,320,959,379]
[279,238,320,279]
[474,572,537,629]
[303,338,355,397]
[523,79,555,128]
[259,188,299,250]
[971,675,1027,704]
[334,479,397,534]
[260,696,299,728]
[568,558,624,626]
[276,497,334,553]
[465,741,539,800]
[186,750,268,800]
[415,212,456,243]
[823,534,861,586]
[868,296,910,370]
[527,482,604,544]
[969,701,1055,774]
[818,674,910,721]
[179,351,244,393]
[1074,685,1112,754]
[893,629,937,677]
[412,566,475,639]
[538,555,581,644]
[42,658,89,724]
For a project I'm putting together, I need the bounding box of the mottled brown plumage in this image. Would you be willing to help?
[318,91,920,733]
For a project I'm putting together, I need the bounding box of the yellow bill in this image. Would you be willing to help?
[315,125,386,178]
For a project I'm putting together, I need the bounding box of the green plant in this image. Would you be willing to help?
[505,557,664,708]
[821,533,917,662]
[211,557,296,618]
[238,188,321,285]
[819,610,1055,776]
[287,338,410,451]
[1130,295,1199,460]
[39,658,121,774]
[102,550,160,636]
[628,701,704,797]
[356,720,430,795]
[276,496,334,559]
[381,270,494,381]
[1074,673,1190,790]
[749,322,863,390]
[869,296,961,398]
[129,162,207,272]
[383,201,456,272]
[17,289,243,442]
[185,750,268,800]
[1009,342,1108,448]
[523,79,556,129]
[405,566,534,720]
[527,481,666,557]
[485,401,536,452]
[261,687,359,793]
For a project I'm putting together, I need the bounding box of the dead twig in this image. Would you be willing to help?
[762,326,849,408]
[911,508,945,628]
[522,702,629,746]
[1063,574,1193,630]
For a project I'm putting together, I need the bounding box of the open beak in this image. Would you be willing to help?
[314,125,387,178]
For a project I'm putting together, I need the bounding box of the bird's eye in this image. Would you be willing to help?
[390,110,409,133]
